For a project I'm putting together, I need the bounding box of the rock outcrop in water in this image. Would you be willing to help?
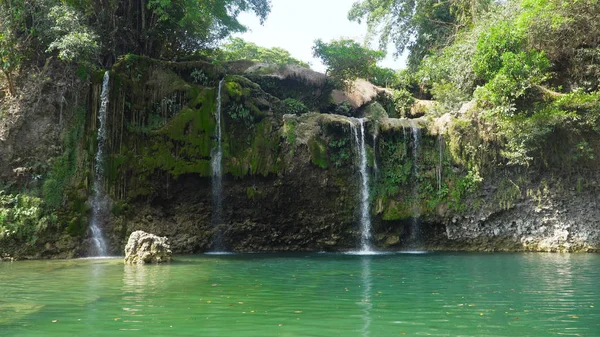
[124,231,172,264]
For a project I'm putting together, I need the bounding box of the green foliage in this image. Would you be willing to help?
[0,21,20,95]
[349,0,492,69]
[519,0,600,91]
[216,37,309,67]
[415,33,478,97]
[475,50,550,108]
[191,68,209,85]
[473,21,524,81]
[0,0,272,69]
[495,90,599,166]
[227,102,254,123]
[46,5,99,63]
[376,139,410,198]
[369,66,398,88]
[43,108,86,208]
[457,169,483,195]
[495,178,522,210]
[334,102,353,116]
[0,192,50,243]
[284,119,297,146]
[281,98,308,116]
[430,81,469,111]
[312,39,384,85]
[391,89,415,117]
[309,138,328,169]
[328,138,351,168]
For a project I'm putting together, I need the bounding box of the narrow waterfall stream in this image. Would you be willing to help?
[89,71,109,256]
[211,79,225,251]
[437,134,444,192]
[409,120,422,244]
[350,118,373,253]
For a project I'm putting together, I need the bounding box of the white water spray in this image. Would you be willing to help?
[350,118,373,253]
[409,120,421,243]
[211,79,225,250]
[89,71,109,256]
[437,134,444,192]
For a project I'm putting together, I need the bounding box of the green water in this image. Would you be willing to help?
[1,253,599,337]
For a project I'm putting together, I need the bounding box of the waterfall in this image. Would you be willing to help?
[350,118,373,253]
[409,120,421,244]
[437,134,444,192]
[89,71,109,257]
[211,79,225,251]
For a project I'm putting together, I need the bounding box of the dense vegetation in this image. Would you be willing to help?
[350,0,600,169]
[0,0,271,94]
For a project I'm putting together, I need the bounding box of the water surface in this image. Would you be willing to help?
[1,253,598,336]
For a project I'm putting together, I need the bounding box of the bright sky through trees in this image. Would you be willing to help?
[234,0,407,73]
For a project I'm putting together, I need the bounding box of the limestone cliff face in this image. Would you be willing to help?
[1,57,598,258]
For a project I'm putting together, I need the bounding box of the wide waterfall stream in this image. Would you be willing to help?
[89,71,110,257]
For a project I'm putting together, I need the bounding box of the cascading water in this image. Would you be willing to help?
[349,118,373,253]
[211,79,225,251]
[409,120,422,244]
[89,71,109,257]
[437,134,444,192]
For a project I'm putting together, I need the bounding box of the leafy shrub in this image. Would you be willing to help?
[430,81,469,111]
[328,138,351,168]
[0,192,50,243]
[475,50,550,108]
[391,89,415,117]
[473,21,524,81]
[334,102,353,116]
[227,102,253,123]
[191,69,209,85]
[282,98,308,115]
[368,66,398,88]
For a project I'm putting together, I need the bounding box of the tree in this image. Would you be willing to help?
[348,0,491,69]
[78,0,273,63]
[46,5,99,64]
[0,0,272,67]
[312,39,384,85]
[0,31,19,96]
[218,37,309,67]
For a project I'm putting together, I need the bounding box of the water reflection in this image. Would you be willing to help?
[122,264,172,303]
[86,260,104,323]
[121,263,172,331]
[360,256,372,337]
